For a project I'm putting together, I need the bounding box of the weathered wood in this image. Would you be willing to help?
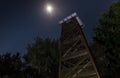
[62,52,88,61]
[59,13,100,78]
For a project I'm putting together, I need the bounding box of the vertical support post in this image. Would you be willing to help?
[58,40,61,78]
[79,27,100,78]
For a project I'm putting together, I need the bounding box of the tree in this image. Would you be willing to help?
[25,37,59,78]
[0,52,39,78]
[0,53,23,78]
[93,1,120,78]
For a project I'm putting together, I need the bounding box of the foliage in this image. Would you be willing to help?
[0,53,39,78]
[24,37,59,78]
[92,1,120,78]
[0,37,59,78]
[0,53,22,78]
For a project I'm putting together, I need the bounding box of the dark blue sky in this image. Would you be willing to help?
[0,0,113,54]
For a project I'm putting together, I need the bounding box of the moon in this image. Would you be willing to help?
[46,4,54,14]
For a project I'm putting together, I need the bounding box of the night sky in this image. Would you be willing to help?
[0,0,114,55]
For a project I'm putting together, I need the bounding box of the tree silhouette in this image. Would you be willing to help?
[92,1,120,78]
[25,37,59,78]
[0,52,40,78]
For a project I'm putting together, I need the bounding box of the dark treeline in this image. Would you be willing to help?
[0,38,59,78]
[0,1,120,78]
[91,1,120,78]
[0,52,40,78]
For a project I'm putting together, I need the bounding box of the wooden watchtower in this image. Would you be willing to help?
[59,13,100,78]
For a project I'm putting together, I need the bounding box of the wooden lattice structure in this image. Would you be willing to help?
[59,13,100,78]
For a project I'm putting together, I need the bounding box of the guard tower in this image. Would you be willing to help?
[59,13,100,78]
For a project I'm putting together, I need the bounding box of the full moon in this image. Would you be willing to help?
[46,4,53,14]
